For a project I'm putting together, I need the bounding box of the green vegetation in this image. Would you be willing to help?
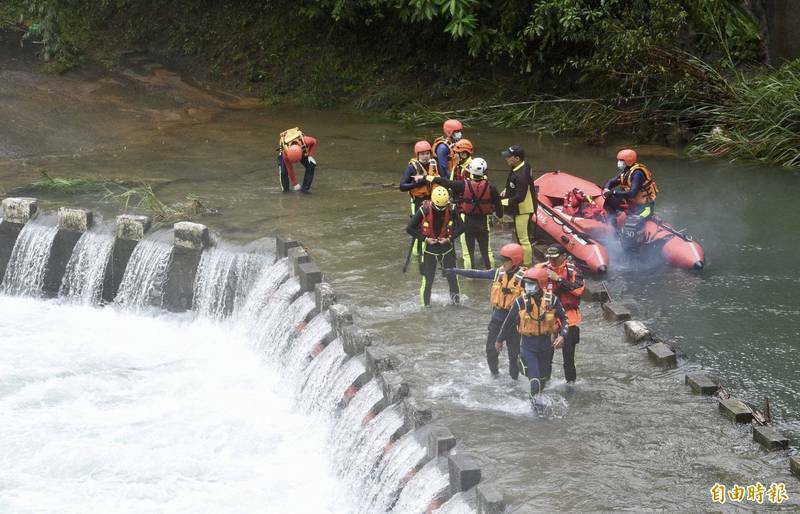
[3,0,799,167]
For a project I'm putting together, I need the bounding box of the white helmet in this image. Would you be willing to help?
[466,157,487,177]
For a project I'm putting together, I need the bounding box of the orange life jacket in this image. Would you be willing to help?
[460,179,493,216]
[278,127,308,154]
[432,137,458,175]
[517,295,559,336]
[419,201,454,239]
[489,267,526,311]
[535,260,583,326]
[408,159,439,198]
[618,163,658,205]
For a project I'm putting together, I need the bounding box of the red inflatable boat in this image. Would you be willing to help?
[532,171,705,273]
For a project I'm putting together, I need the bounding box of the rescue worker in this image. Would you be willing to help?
[602,148,659,219]
[406,186,464,307]
[277,127,317,193]
[433,119,464,178]
[534,245,584,383]
[433,158,502,269]
[451,138,474,181]
[496,267,568,406]
[499,145,537,266]
[400,140,440,214]
[444,244,525,379]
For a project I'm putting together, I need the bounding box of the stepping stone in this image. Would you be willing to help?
[582,279,610,302]
[753,426,789,450]
[448,453,481,494]
[685,372,720,395]
[647,342,676,367]
[477,482,505,514]
[719,398,753,423]
[623,320,651,343]
[602,301,631,321]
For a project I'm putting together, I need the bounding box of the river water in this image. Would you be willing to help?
[1,34,798,511]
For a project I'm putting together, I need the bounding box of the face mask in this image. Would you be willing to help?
[524,282,538,295]
[453,131,462,141]
[617,160,626,171]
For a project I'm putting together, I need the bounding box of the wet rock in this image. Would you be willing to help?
[752,426,788,450]
[719,399,753,423]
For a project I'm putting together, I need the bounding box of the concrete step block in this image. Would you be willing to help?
[623,320,651,343]
[275,235,299,258]
[477,483,505,514]
[365,345,397,377]
[173,221,209,250]
[57,207,93,232]
[602,301,631,321]
[379,370,410,405]
[1,197,38,224]
[297,261,322,292]
[646,342,677,367]
[582,279,610,302]
[719,398,753,423]
[115,214,151,241]
[685,372,719,395]
[427,425,456,459]
[448,453,482,494]
[342,325,372,358]
[314,282,336,312]
[753,425,789,450]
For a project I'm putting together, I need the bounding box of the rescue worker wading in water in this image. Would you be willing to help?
[433,119,464,179]
[406,186,464,307]
[499,145,537,266]
[400,140,440,256]
[444,243,526,379]
[433,157,503,269]
[534,245,584,383]
[603,148,659,220]
[277,127,317,193]
[496,267,568,407]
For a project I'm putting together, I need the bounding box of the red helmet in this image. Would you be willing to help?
[443,119,463,138]
[414,140,432,154]
[616,149,637,167]
[523,267,549,289]
[499,243,524,266]
[453,139,473,155]
[285,144,303,163]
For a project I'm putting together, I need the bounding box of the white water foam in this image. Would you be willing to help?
[1,222,58,297]
[59,231,114,304]
[115,240,172,309]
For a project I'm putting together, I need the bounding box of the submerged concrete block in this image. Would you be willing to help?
[719,398,753,423]
[57,207,93,233]
[685,372,719,395]
[602,301,631,321]
[477,483,506,514]
[298,261,322,293]
[623,320,651,343]
[329,303,353,335]
[427,426,457,459]
[43,211,94,297]
[115,214,151,241]
[448,453,482,494]
[314,282,336,312]
[646,342,677,367]
[753,426,789,450]
[791,455,800,478]
[288,246,311,276]
[379,370,410,405]
[275,235,300,259]
[173,221,209,250]
[365,345,397,377]
[582,279,609,302]
[1,197,38,224]
[342,325,372,357]
[403,395,433,431]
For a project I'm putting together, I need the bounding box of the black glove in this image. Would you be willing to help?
[501,287,513,294]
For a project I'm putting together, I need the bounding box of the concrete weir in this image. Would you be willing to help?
[103,214,152,302]
[279,235,509,509]
[42,208,94,297]
[0,198,38,280]
[164,221,209,312]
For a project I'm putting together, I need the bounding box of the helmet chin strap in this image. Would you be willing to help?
[433,203,446,211]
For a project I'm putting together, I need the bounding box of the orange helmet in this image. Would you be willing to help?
[443,119,463,138]
[499,243,524,266]
[414,140,432,154]
[285,144,303,163]
[523,267,549,289]
[453,139,474,155]
[616,149,637,167]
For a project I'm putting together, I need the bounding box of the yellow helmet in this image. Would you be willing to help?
[431,186,450,208]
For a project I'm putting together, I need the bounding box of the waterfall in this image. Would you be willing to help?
[59,231,114,304]
[392,458,450,513]
[299,353,366,415]
[237,257,290,320]
[283,314,335,372]
[361,429,429,513]
[296,339,348,406]
[434,491,476,514]
[1,221,58,297]
[193,248,266,319]
[115,240,172,309]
